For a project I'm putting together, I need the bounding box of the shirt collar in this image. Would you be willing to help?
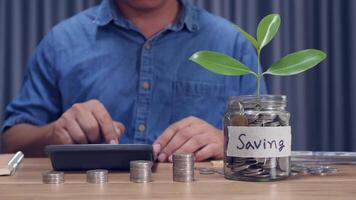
[93,0,200,32]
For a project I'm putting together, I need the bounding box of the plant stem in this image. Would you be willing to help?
[257,50,261,98]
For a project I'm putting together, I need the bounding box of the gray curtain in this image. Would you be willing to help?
[1,0,355,151]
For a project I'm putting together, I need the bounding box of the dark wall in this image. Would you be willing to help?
[1,0,355,151]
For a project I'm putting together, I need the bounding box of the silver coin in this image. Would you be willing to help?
[242,167,263,173]
[290,172,299,176]
[265,121,281,127]
[249,172,271,178]
[277,114,290,126]
[263,158,277,169]
[275,168,290,177]
[198,168,216,175]
[308,170,329,176]
[307,166,337,176]
[249,121,264,126]
[278,157,290,172]
[291,164,308,172]
[227,162,245,168]
[244,158,258,161]
[242,170,264,176]
[324,168,338,174]
[245,113,259,124]
[244,160,259,166]
[215,169,224,175]
[230,164,250,172]
[256,158,267,164]
[258,113,276,122]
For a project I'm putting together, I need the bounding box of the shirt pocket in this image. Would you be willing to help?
[171,80,226,128]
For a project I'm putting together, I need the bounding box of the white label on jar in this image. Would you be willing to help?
[227,126,291,158]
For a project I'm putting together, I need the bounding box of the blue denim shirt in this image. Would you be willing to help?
[2,0,266,144]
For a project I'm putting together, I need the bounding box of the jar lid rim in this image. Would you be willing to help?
[228,95,287,103]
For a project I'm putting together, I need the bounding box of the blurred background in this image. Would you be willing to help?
[0,0,355,151]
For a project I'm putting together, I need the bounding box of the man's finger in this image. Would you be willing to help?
[76,110,100,143]
[62,114,88,144]
[113,121,125,139]
[194,143,219,162]
[160,124,203,161]
[153,117,193,155]
[91,102,118,144]
[174,133,211,157]
[56,126,75,145]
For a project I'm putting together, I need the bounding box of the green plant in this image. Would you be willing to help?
[189,14,327,97]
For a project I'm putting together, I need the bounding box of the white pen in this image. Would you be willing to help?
[8,151,24,175]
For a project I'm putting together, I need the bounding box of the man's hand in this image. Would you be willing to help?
[49,99,125,145]
[153,116,223,162]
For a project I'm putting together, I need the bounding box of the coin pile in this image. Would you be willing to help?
[226,157,290,180]
[173,153,194,182]
[196,167,223,175]
[42,171,65,184]
[130,160,153,183]
[245,111,289,127]
[291,164,337,176]
[86,169,108,184]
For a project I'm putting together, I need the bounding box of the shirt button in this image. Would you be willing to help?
[142,81,150,89]
[138,124,146,132]
[144,43,151,49]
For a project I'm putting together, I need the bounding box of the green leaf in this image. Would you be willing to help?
[189,51,257,76]
[232,24,258,50]
[257,14,281,50]
[263,49,327,76]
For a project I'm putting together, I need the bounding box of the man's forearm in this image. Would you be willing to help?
[2,124,53,157]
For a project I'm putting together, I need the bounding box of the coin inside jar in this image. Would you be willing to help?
[231,115,248,126]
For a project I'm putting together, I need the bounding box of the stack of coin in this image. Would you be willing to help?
[86,169,108,184]
[173,153,194,182]
[130,160,153,183]
[42,171,64,184]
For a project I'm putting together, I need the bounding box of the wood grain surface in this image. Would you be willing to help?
[0,158,355,200]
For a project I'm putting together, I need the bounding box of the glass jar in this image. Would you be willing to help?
[223,95,291,181]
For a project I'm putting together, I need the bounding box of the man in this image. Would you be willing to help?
[1,0,266,161]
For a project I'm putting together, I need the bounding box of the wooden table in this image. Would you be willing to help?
[0,159,355,200]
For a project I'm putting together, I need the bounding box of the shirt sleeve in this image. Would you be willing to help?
[1,31,62,133]
[232,32,268,96]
